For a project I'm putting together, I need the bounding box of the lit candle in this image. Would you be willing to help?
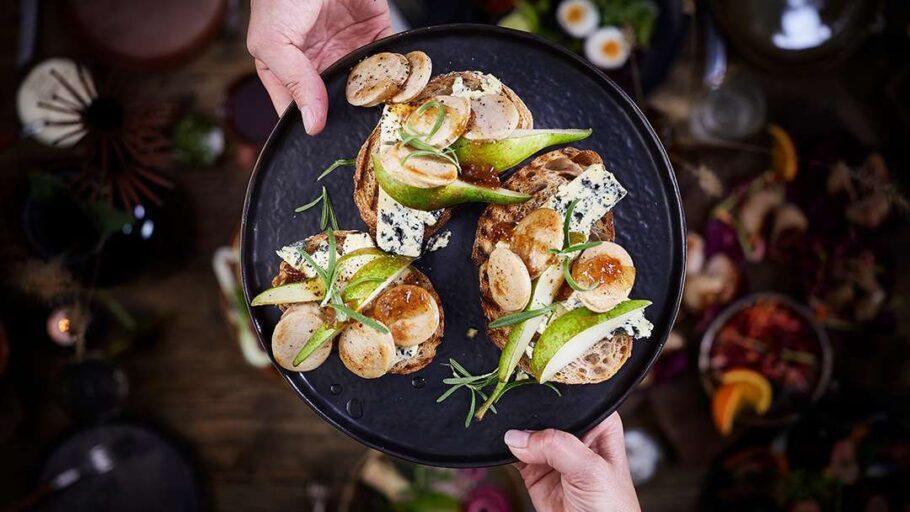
[47,307,78,346]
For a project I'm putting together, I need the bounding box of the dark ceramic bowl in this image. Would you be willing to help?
[241,24,685,466]
[698,293,833,427]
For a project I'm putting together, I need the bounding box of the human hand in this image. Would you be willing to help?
[247,0,392,135]
[504,412,640,512]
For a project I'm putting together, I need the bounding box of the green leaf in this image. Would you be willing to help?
[465,389,476,428]
[550,240,603,256]
[543,382,562,396]
[405,99,446,139]
[436,384,463,403]
[448,358,471,377]
[317,159,356,181]
[328,303,389,334]
[294,194,323,213]
[488,304,557,329]
[563,198,579,248]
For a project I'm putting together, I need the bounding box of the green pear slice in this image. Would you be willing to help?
[252,247,383,307]
[475,264,564,420]
[292,255,412,367]
[373,154,530,210]
[530,299,651,383]
[334,247,384,283]
[451,128,593,173]
[251,279,324,306]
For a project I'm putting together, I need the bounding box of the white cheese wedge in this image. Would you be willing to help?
[543,163,628,235]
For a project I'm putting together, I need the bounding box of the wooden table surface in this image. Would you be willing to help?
[3,2,906,511]
[0,4,372,511]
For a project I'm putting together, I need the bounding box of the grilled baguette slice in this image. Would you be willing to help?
[272,230,443,375]
[353,71,533,238]
[472,148,632,385]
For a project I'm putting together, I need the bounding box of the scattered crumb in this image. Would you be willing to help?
[466,327,478,339]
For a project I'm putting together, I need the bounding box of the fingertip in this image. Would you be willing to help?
[301,85,328,135]
[504,429,530,449]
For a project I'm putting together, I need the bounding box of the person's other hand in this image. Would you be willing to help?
[505,412,640,512]
[248,0,392,135]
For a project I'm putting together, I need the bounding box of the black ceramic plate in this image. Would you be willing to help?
[241,24,684,467]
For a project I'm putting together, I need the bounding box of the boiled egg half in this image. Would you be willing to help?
[557,0,600,39]
[584,26,631,70]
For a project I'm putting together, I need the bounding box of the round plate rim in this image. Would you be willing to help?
[241,23,685,467]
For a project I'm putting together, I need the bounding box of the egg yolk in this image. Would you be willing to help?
[601,40,621,58]
[566,5,585,24]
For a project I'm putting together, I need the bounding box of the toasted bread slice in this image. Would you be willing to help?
[272,230,443,375]
[353,71,534,238]
[472,148,632,385]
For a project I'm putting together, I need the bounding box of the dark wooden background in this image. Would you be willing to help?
[2,2,908,511]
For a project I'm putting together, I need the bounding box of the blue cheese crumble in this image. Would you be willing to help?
[425,230,452,252]
[277,232,376,278]
[543,164,628,235]
[395,344,419,362]
[375,103,444,257]
[276,240,336,278]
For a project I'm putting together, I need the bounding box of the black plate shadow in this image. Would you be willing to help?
[241,24,685,467]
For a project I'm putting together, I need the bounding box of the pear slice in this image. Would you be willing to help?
[373,154,530,210]
[251,279,324,306]
[334,247,384,283]
[252,247,382,306]
[530,300,651,383]
[475,264,564,420]
[292,255,413,367]
[451,128,593,173]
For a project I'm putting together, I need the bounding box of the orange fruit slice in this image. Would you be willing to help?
[712,383,746,436]
[769,124,797,182]
[721,369,772,414]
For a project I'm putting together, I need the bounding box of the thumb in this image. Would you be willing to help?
[253,42,328,135]
[505,429,605,482]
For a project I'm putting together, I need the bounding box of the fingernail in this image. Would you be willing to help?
[504,430,530,448]
[302,107,316,134]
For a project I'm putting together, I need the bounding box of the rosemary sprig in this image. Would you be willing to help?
[317,158,356,181]
[397,99,462,171]
[437,358,560,427]
[563,198,579,244]
[400,131,460,167]
[294,186,339,231]
[488,304,558,329]
[403,99,446,140]
[292,192,389,334]
[294,194,323,213]
[562,257,597,292]
[549,240,602,256]
[328,303,390,334]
